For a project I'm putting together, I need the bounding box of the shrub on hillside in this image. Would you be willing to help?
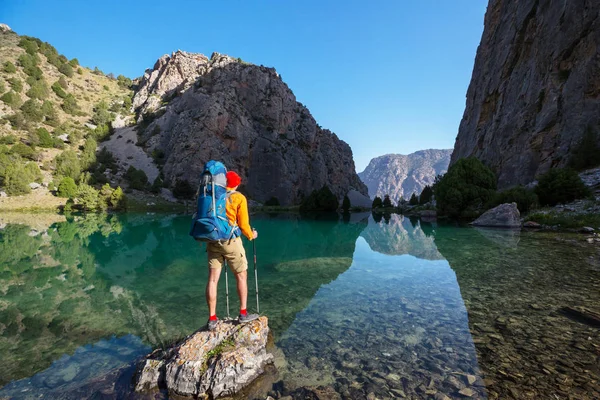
[117,75,132,88]
[569,126,600,171]
[69,58,79,67]
[57,176,77,198]
[51,81,68,98]
[1,91,21,108]
[0,153,41,195]
[8,78,23,93]
[18,37,39,55]
[97,147,117,170]
[0,135,17,145]
[433,157,497,218]
[58,62,74,78]
[535,168,591,206]
[80,137,97,170]
[26,79,50,100]
[3,61,16,74]
[62,94,80,115]
[20,99,44,122]
[89,123,113,141]
[173,179,195,199]
[300,186,339,212]
[489,186,538,213]
[6,112,29,131]
[91,101,114,126]
[41,100,60,127]
[124,166,148,190]
[0,80,5,94]
[11,143,37,161]
[55,150,81,180]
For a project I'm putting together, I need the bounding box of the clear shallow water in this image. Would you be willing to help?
[0,213,598,399]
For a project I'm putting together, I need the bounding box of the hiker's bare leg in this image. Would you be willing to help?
[234,270,248,310]
[206,267,221,316]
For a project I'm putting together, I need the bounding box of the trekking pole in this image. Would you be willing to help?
[253,229,260,313]
[224,261,230,319]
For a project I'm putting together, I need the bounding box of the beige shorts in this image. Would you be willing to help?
[206,237,248,274]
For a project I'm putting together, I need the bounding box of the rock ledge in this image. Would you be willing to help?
[134,316,272,398]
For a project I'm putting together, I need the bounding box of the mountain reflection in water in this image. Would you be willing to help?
[0,213,598,399]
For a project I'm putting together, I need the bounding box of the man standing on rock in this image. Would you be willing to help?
[206,171,259,330]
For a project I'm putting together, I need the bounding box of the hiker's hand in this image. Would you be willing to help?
[252,229,258,239]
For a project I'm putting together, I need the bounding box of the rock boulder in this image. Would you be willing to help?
[471,203,521,229]
[134,317,272,398]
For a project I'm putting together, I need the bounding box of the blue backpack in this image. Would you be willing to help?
[189,160,240,242]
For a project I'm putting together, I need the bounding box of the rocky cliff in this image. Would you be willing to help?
[451,0,600,188]
[132,51,367,205]
[358,149,451,201]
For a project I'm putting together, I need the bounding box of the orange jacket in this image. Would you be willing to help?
[226,189,253,240]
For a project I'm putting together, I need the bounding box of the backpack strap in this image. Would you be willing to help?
[225,190,241,241]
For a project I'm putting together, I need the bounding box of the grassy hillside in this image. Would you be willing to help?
[0,28,133,210]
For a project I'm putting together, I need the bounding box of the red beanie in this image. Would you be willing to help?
[226,171,242,188]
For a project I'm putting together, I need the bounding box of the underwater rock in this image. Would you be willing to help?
[134,317,272,398]
[273,257,352,273]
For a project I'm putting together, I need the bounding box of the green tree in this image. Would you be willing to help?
[489,186,538,213]
[75,183,99,211]
[382,194,393,208]
[58,62,74,78]
[409,193,419,205]
[433,157,497,218]
[57,177,77,198]
[0,135,17,145]
[3,61,17,73]
[372,196,383,209]
[110,186,127,210]
[8,78,23,93]
[173,178,195,199]
[55,150,81,180]
[299,186,339,212]
[535,168,591,206]
[342,195,351,212]
[0,80,5,94]
[69,58,79,67]
[124,166,149,190]
[24,162,43,183]
[150,176,163,194]
[80,137,97,170]
[41,100,59,127]
[419,185,433,205]
[569,126,600,171]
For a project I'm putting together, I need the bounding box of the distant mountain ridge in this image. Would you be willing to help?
[358,149,452,201]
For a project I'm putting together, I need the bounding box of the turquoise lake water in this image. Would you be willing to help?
[0,213,598,399]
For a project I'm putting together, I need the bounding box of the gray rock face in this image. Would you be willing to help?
[471,203,521,229]
[451,0,600,189]
[345,189,372,208]
[132,51,367,205]
[134,317,272,398]
[358,149,452,201]
[0,23,11,33]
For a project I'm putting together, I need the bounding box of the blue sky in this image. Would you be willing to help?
[1,1,487,172]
